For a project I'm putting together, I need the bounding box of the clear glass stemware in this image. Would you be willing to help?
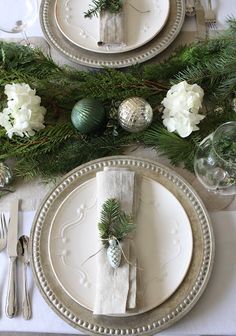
[194,121,236,195]
[0,0,38,46]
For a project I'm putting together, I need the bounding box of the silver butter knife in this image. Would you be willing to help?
[5,199,19,318]
[195,0,206,39]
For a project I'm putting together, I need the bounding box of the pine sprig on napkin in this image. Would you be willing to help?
[84,0,123,18]
[98,198,135,247]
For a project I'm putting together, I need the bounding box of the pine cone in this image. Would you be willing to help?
[107,238,121,268]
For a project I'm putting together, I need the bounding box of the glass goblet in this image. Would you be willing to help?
[194,121,236,195]
[0,0,38,46]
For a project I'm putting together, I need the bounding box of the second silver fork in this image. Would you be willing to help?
[205,0,217,29]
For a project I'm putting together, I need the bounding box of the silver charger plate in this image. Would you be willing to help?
[30,156,214,335]
[40,0,185,68]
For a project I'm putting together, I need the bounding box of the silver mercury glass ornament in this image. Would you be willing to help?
[0,162,12,188]
[118,97,153,133]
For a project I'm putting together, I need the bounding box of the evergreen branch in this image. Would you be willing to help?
[173,32,236,100]
[98,198,135,247]
[11,132,132,179]
[84,0,122,18]
[13,157,41,181]
[0,189,11,198]
[0,122,78,160]
[115,212,135,241]
[143,123,196,171]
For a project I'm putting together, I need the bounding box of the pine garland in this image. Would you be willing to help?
[0,19,236,184]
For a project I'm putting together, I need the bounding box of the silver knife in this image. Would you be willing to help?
[5,199,19,318]
[195,0,206,39]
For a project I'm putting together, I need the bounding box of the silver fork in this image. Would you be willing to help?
[205,0,217,29]
[0,214,8,253]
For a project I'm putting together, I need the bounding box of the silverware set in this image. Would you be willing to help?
[0,199,31,320]
[205,0,217,29]
[185,0,217,39]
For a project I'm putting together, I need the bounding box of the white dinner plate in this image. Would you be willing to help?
[54,0,170,53]
[48,174,193,315]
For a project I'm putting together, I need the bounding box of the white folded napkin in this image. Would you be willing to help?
[93,167,136,315]
[98,9,126,49]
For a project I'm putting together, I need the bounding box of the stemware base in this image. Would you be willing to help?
[191,178,235,211]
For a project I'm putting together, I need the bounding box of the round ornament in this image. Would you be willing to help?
[118,97,153,133]
[0,162,12,188]
[71,98,105,134]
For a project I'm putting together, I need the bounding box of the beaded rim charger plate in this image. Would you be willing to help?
[40,0,185,68]
[30,156,214,335]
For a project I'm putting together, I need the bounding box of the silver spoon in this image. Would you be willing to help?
[17,235,31,320]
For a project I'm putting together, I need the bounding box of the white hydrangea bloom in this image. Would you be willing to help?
[0,83,46,138]
[162,80,205,138]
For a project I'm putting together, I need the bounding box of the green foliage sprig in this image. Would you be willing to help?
[0,19,236,182]
[84,0,123,18]
[98,198,135,247]
[215,135,236,164]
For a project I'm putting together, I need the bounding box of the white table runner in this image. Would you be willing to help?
[0,211,236,335]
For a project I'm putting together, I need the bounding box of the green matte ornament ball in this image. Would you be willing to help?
[71,98,106,134]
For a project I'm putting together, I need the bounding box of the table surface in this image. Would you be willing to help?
[1,1,236,335]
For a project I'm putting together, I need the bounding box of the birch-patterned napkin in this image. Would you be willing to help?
[98,9,126,49]
[93,167,136,315]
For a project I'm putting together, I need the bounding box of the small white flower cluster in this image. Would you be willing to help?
[162,80,205,138]
[0,83,46,138]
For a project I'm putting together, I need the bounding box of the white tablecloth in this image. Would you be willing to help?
[0,211,236,335]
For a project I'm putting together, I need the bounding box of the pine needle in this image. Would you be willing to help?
[98,198,135,247]
[143,123,196,171]
[84,0,122,18]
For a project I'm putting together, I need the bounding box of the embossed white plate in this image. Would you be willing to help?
[54,0,170,53]
[48,174,193,315]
